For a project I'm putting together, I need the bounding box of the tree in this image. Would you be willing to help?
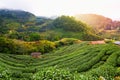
[29,33,41,41]
[0,37,15,54]
[52,16,89,32]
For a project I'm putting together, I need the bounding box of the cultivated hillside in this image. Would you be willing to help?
[0,42,120,79]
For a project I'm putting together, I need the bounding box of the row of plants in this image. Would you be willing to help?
[0,66,119,80]
[0,42,120,79]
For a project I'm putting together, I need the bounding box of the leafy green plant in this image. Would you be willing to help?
[33,67,74,80]
[86,65,115,80]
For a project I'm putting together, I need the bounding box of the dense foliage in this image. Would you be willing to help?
[52,16,89,32]
[40,16,102,41]
[0,37,81,54]
[0,9,36,23]
[0,37,15,54]
[0,42,120,79]
[0,37,56,54]
[55,38,81,47]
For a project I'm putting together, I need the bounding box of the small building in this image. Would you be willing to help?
[114,41,120,45]
[31,52,41,58]
[90,40,105,45]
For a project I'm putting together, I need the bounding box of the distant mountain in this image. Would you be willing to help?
[0,9,36,23]
[36,16,52,25]
[75,14,120,33]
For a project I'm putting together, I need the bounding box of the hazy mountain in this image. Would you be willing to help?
[75,14,120,40]
[0,9,36,23]
[75,14,120,33]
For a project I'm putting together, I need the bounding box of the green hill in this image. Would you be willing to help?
[0,9,36,35]
[0,9,102,41]
[40,16,102,41]
[0,9,36,23]
[0,42,120,79]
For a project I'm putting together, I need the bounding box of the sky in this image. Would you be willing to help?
[0,0,120,20]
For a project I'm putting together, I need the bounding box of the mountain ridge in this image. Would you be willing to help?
[75,14,120,32]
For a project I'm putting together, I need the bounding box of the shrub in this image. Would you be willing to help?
[0,37,56,55]
[117,57,120,66]
[105,52,119,66]
[55,38,81,47]
[87,65,116,80]
[33,40,56,53]
[116,67,120,76]
[104,39,115,43]
[0,37,15,54]
[32,67,74,80]
[0,67,11,80]
[13,40,35,55]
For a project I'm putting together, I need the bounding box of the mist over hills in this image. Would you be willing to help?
[0,9,36,23]
[75,14,120,32]
[75,14,120,40]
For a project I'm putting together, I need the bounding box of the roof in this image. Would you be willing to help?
[31,52,41,55]
[114,41,120,45]
[90,40,105,44]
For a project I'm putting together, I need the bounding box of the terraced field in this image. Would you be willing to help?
[0,42,120,79]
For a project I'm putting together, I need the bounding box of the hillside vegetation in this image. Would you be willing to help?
[75,14,120,40]
[0,42,120,79]
[0,9,102,41]
[39,16,102,41]
[0,9,36,23]
[0,9,120,80]
[0,37,82,54]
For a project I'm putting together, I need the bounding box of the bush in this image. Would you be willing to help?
[104,39,115,43]
[0,67,11,80]
[33,40,56,53]
[117,57,120,66]
[32,67,74,80]
[55,38,81,47]
[0,37,56,55]
[87,65,116,80]
[116,67,120,76]
[0,37,16,54]
[13,40,36,55]
[105,52,119,66]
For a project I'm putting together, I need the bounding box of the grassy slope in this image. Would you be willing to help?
[0,42,120,79]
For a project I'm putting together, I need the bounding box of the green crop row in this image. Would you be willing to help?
[0,42,120,79]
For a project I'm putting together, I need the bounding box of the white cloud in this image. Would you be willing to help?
[0,0,120,19]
